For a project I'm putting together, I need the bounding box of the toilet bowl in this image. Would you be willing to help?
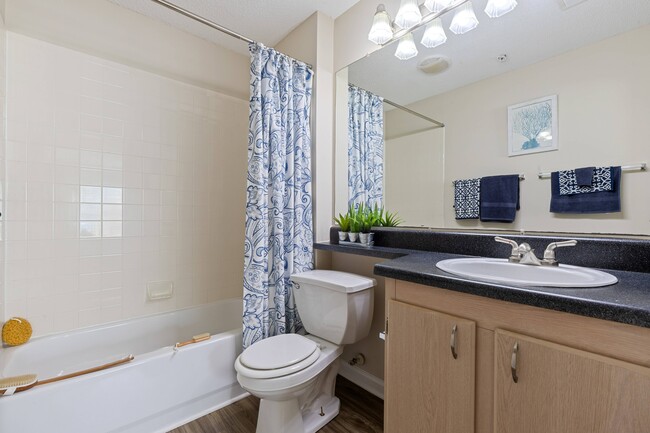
[235,270,375,433]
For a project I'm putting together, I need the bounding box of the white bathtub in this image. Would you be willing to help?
[0,299,247,433]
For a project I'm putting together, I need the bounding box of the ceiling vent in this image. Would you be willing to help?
[417,56,450,75]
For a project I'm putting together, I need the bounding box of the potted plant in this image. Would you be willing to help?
[359,204,382,245]
[333,212,351,242]
[380,209,403,227]
[348,212,361,242]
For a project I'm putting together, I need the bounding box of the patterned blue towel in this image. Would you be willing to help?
[453,178,480,219]
[559,166,612,195]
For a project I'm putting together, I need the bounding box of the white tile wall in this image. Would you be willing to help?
[4,33,248,336]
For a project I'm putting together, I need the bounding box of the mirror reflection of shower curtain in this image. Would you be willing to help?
[348,85,384,209]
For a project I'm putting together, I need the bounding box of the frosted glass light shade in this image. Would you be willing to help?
[421,18,447,48]
[394,33,418,60]
[395,0,422,29]
[368,4,394,44]
[450,2,479,35]
[424,0,454,13]
[484,0,518,18]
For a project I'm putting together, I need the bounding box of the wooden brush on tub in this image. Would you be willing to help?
[174,333,211,351]
[0,355,134,396]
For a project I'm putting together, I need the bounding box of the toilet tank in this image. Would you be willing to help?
[290,270,375,345]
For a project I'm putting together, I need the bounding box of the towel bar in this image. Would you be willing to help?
[453,174,525,185]
[538,163,646,179]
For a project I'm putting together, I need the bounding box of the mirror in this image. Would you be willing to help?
[336,0,650,236]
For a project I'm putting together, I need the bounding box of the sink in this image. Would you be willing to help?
[435,258,618,288]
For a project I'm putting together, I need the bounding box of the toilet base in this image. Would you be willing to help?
[255,395,340,433]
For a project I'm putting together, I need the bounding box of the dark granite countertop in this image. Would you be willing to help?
[315,234,650,328]
[373,251,650,328]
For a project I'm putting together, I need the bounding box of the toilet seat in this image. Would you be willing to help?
[237,334,321,379]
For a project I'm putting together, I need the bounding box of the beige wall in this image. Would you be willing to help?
[0,10,5,325]
[407,25,650,235]
[385,128,445,227]
[4,0,250,100]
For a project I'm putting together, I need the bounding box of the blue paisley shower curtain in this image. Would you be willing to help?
[348,85,384,209]
[242,44,314,349]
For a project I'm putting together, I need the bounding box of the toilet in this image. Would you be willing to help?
[234,270,376,433]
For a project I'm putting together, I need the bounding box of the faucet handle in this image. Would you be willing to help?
[495,237,521,262]
[542,240,578,266]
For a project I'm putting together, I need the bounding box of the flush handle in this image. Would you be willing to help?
[511,342,519,383]
[450,324,458,359]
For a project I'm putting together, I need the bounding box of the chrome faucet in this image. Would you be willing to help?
[495,237,578,266]
[541,240,578,266]
[495,237,521,262]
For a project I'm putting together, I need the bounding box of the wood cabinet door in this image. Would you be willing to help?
[495,329,650,433]
[385,300,476,433]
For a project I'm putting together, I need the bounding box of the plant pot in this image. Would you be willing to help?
[359,232,374,245]
[348,232,359,242]
[338,231,348,242]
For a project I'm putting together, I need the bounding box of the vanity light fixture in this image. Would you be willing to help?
[450,2,479,34]
[395,0,422,29]
[421,18,447,48]
[424,0,455,13]
[484,0,518,18]
[368,4,394,44]
[369,0,516,61]
[394,33,419,60]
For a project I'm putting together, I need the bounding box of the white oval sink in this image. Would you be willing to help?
[436,258,618,288]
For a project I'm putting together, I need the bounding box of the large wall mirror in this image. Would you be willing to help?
[335,0,650,236]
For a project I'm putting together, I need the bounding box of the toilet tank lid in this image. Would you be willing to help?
[290,270,376,293]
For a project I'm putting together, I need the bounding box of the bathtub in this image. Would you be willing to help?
[0,298,248,433]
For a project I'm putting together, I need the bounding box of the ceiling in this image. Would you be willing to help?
[107,0,360,55]
[348,0,650,106]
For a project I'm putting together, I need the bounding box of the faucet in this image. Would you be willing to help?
[495,237,521,262]
[541,240,578,266]
[495,237,578,266]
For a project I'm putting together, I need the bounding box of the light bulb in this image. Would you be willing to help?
[423,0,454,13]
[394,0,422,29]
[484,0,517,18]
[368,4,394,45]
[421,18,447,48]
[450,2,479,35]
[394,33,418,60]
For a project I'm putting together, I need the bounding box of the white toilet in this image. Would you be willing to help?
[234,270,376,433]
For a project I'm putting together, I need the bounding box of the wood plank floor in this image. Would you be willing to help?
[169,375,384,433]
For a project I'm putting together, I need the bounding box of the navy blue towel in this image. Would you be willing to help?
[479,175,520,223]
[550,166,621,214]
[575,167,595,187]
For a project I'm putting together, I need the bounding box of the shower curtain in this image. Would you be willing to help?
[348,85,384,209]
[242,43,314,349]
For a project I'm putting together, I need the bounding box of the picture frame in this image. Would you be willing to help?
[508,95,558,157]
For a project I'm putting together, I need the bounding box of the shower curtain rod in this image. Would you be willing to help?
[148,0,313,69]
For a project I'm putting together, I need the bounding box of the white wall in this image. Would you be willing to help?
[4,33,248,336]
[407,25,650,235]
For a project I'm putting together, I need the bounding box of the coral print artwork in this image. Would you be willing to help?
[508,95,558,156]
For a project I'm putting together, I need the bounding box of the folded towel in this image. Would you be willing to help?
[559,166,612,195]
[479,175,520,223]
[575,167,595,187]
[453,178,480,219]
[551,166,621,214]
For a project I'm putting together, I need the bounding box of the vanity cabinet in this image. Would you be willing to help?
[494,329,650,433]
[385,300,476,433]
[384,279,650,433]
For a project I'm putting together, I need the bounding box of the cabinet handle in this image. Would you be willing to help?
[450,325,458,359]
[511,342,519,383]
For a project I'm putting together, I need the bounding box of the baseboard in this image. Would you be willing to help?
[338,363,384,400]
